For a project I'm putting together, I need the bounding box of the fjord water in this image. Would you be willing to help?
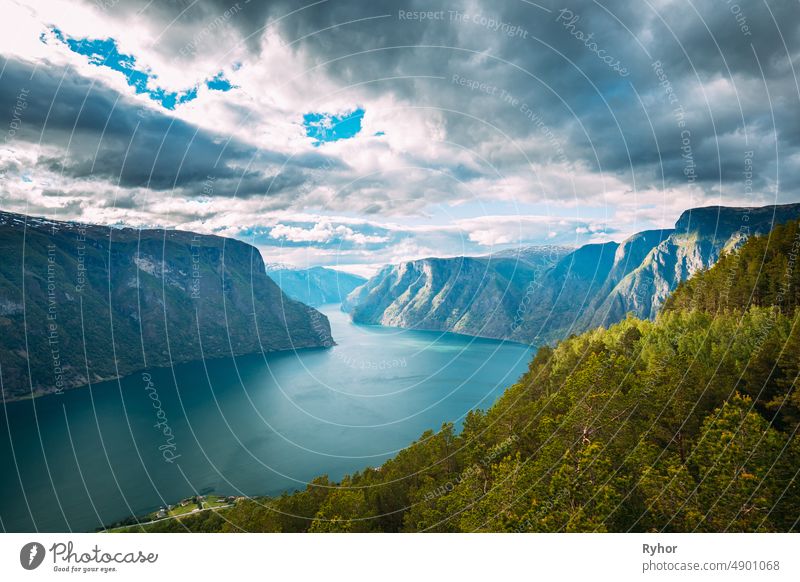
[0,306,533,532]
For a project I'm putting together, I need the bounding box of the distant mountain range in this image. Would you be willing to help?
[488,245,572,266]
[344,203,800,343]
[342,248,564,339]
[0,212,333,401]
[266,265,366,306]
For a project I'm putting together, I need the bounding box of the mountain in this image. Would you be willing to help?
[583,203,800,328]
[489,245,572,266]
[266,265,366,306]
[343,245,567,339]
[345,203,800,343]
[0,212,333,401]
[664,217,800,316]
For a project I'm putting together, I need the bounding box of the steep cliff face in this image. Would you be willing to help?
[266,265,366,306]
[589,204,800,327]
[345,204,800,344]
[345,256,542,338]
[576,229,674,329]
[0,212,333,401]
[507,241,621,343]
[489,245,572,266]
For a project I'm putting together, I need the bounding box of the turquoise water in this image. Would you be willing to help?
[0,306,533,532]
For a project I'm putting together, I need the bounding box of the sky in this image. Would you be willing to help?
[0,0,798,275]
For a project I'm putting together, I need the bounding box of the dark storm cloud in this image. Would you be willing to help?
[14,0,800,209]
[0,56,344,196]
[214,0,798,194]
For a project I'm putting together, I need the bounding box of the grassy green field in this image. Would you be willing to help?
[103,495,237,532]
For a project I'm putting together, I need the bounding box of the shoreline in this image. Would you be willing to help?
[1,343,334,404]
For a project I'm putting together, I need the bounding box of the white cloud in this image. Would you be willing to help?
[269,221,388,245]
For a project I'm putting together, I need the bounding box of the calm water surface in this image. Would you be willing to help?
[0,306,533,532]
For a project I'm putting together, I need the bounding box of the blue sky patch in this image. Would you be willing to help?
[304,108,364,146]
[206,72,235,92]
[45,27,231,109]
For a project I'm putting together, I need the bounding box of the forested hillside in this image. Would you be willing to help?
[122,221,800,533]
